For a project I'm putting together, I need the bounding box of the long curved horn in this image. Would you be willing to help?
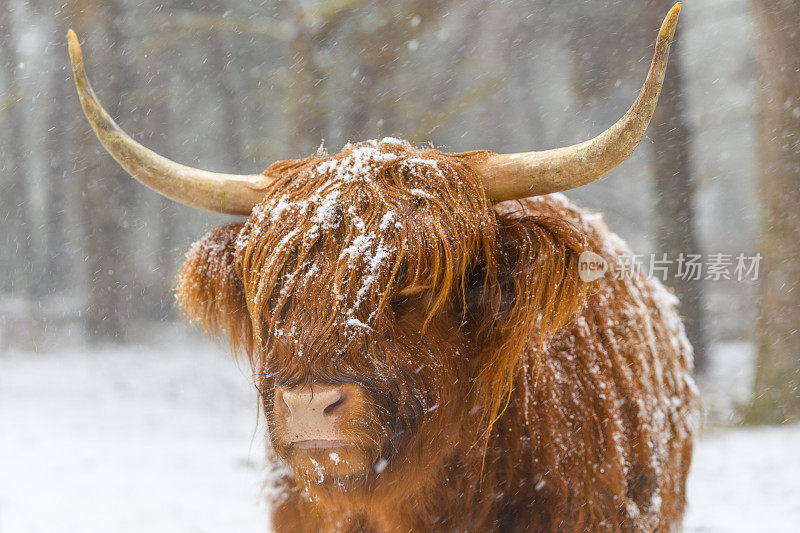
[67,30,272,215]
[474,3,682,203]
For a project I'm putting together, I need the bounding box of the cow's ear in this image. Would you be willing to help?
[490,213,589,345]
[471,212,589,434]
[176,223,253,359]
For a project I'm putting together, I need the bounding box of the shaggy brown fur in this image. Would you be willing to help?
[177,139,700,532]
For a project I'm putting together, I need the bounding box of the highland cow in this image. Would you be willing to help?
[68,3,700,531]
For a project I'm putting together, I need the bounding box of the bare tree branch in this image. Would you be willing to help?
[154,10,290,40]
[300,0,370,21]
[408,75,502,145]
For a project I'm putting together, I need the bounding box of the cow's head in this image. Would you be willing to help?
[67,5,680,489]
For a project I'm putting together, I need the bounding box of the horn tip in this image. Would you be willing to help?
[658,3,682,44]
[67,29,82,63]
[666,3,682,26]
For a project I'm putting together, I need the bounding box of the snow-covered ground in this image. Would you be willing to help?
[1,336,798,532]
[686,424,800,532]
[0,334,266,533]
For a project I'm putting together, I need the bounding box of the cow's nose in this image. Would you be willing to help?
[275,383,353,443]
[279,384,347,417]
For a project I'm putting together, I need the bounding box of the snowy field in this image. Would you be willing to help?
[1,335,798,533]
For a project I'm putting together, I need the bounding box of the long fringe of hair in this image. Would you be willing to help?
[176,141,589,447]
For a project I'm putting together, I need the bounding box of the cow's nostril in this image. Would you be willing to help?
[323,392,346,416]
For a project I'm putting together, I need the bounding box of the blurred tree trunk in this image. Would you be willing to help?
[148,69,180,320]
[206,1,247,172]
[0,6,34,297]
[285,14,327,155]
[646,2,708,374]
[745,0,800,424]
[66,0,134,343]
[40,13,72,296]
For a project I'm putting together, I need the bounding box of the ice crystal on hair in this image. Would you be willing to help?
[310,190,341,230]
[410,188,433,199]
[378,211,395,232]
[340,233,375,265]
[345,317,370,330]
[315,145,398,184]
[379,137,409,145]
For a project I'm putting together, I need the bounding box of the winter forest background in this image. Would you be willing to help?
[1,0,799,531]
